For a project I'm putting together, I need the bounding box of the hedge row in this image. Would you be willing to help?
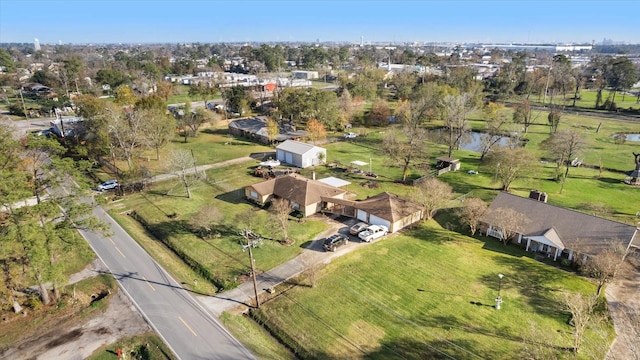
[129,210,233,292]
[248,308,311,359]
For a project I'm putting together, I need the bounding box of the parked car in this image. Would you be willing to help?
[323,233,349,252]
[358,225,389,243]
[349,222,369,235]
[259,159,280,167]
[344,132,357,139]
[96,180,119,191]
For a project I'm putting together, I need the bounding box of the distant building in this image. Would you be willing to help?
[291,71,319,80]
[34,38,41,52]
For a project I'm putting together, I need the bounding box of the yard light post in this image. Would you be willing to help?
[495,273,504,310]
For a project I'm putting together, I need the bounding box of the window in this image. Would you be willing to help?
[250,191,258,199]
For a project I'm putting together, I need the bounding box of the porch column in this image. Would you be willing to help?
[553,248,559,261]
[568,250,573,261]
[525,237,531,252]
[517,233,522,244]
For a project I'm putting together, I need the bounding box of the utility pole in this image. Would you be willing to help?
[19,88,29,120]
[240,228,262,308]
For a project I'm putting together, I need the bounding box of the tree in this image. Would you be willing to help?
[484,207,529,245]
[0,48,16,73]
[512,98,537,133]
[306,119,326,145]
[479,102,512,160]
[456,197,488,236]
[182,107,214,139]
[265,118,280,144]
[442,93,476,157]
[383,121,429,183]
[155,81,174,102]
[582,242,628,296]
[189,205,223,239]
[560,291,598,353]
[486,147,536,191]
[107,104,146,170]
[368,98,391,126]
[603,57,638,108]
[547,108,562,134]
[222,86,251,116]
[411,178,453,220]
[540,130,586,193]
[141,108,176,160]
[390,70,419,100]
[96,68,130,90]
[164,149,202,199]
[188,82,217,106]
[114,85,137,106]
[269,198,292,244]
[338,88,355,123]
[135,94,166,111]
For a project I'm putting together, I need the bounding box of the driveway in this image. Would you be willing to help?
[606,256,640,360]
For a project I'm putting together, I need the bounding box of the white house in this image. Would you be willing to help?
[276,140,326,168]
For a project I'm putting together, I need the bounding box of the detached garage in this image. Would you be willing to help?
[276,140,326,168]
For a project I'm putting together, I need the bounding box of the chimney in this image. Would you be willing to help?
[529,190,548,203]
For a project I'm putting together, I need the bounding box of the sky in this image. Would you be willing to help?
[1,0,639,45]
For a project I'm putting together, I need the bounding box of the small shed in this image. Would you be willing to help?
[276,140,326,168]
[436,157,461,175]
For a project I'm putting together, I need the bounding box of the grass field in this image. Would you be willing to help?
[240,221,610,359]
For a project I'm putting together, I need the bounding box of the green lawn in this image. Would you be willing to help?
[108,161,329,291]
[240,221,610,359]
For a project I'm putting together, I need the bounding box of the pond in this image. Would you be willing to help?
[431,129,514,152]
[614,133,640,142]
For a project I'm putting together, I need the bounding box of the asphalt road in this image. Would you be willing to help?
[80,205,255,360]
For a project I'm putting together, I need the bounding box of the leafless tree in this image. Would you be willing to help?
[442,93,477,157]
[486,146,537,191]
[479,103,513,160]
[541,129,586,193]
[519,321,562,360]
[560,291,598,353]
[269,198,292,244]
[484,207,529,245]
[107,105,146,170]
[142,108,176,161]
[164,149,203,199]
[456,197,489,235]
[189,205,223,239]
[411,177,453,220]
[582,242,629,296]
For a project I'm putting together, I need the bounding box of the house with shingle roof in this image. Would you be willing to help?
[245,173,347,217]
[481,192,639,263]
[228,116,305,144]
[321,192,424,233]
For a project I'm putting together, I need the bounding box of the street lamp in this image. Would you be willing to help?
[496,273,504,310]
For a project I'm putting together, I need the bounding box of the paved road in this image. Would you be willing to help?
[80,205,255,360]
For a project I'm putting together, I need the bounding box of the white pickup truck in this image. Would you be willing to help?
[358,225,389,242]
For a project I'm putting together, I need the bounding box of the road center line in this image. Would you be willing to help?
[178,316,198,337]
[114,246,126,258]
[108,237,115,245]
[142,276,156,291]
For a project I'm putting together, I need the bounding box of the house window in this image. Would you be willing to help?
[291,202,300,210]
[250,191,258,199]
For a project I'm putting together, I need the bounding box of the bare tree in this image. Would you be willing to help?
[480,102,513,160]
[519,321,562,360]
[107,105,146,170]
[484,207,529,245]
[442,93,476,157]
[142,108,176,161]
[189,205,223,239]
[164,149,203,199]
[486,146,536,191]
[456,197,488,235]
[269,198,292,244]
[582,242,629,296]
[541,129,586,193]
[560,291,598,353]
[411,177,453,220]
[512,98,539,133]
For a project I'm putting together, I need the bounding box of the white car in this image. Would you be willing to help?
[358,225,389,242]
[96,180,119,191]
[259,159,280,167]
[344,132,357,139]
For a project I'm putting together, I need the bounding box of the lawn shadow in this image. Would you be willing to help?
[368,330,484,359]
[403,222,462,245]
[249,151,276,160]
[214,188,250,205]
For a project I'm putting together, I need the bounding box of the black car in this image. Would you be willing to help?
[323,233,348,252]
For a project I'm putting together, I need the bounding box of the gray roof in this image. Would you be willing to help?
[276,140,324,155]
[484,192,639,255]
[228,116,268,133]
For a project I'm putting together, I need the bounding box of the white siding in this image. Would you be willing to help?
[357,209,368,222]
[369,215,390,229]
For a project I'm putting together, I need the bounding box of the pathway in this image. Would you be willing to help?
[605,258,640,360]
[148,156,254,183]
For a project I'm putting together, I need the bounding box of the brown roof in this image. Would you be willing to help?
[321,192,423,223]
[248,173,345,206]
[484,192,639,255]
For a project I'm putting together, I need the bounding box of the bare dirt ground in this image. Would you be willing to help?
[1,259,150,360]
[605,256,640,360]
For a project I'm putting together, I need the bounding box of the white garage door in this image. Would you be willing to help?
[369,215,390,230]
[356,209,368,222]
[285,152,293,165]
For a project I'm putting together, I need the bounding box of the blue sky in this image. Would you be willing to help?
[1,0,638,44]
